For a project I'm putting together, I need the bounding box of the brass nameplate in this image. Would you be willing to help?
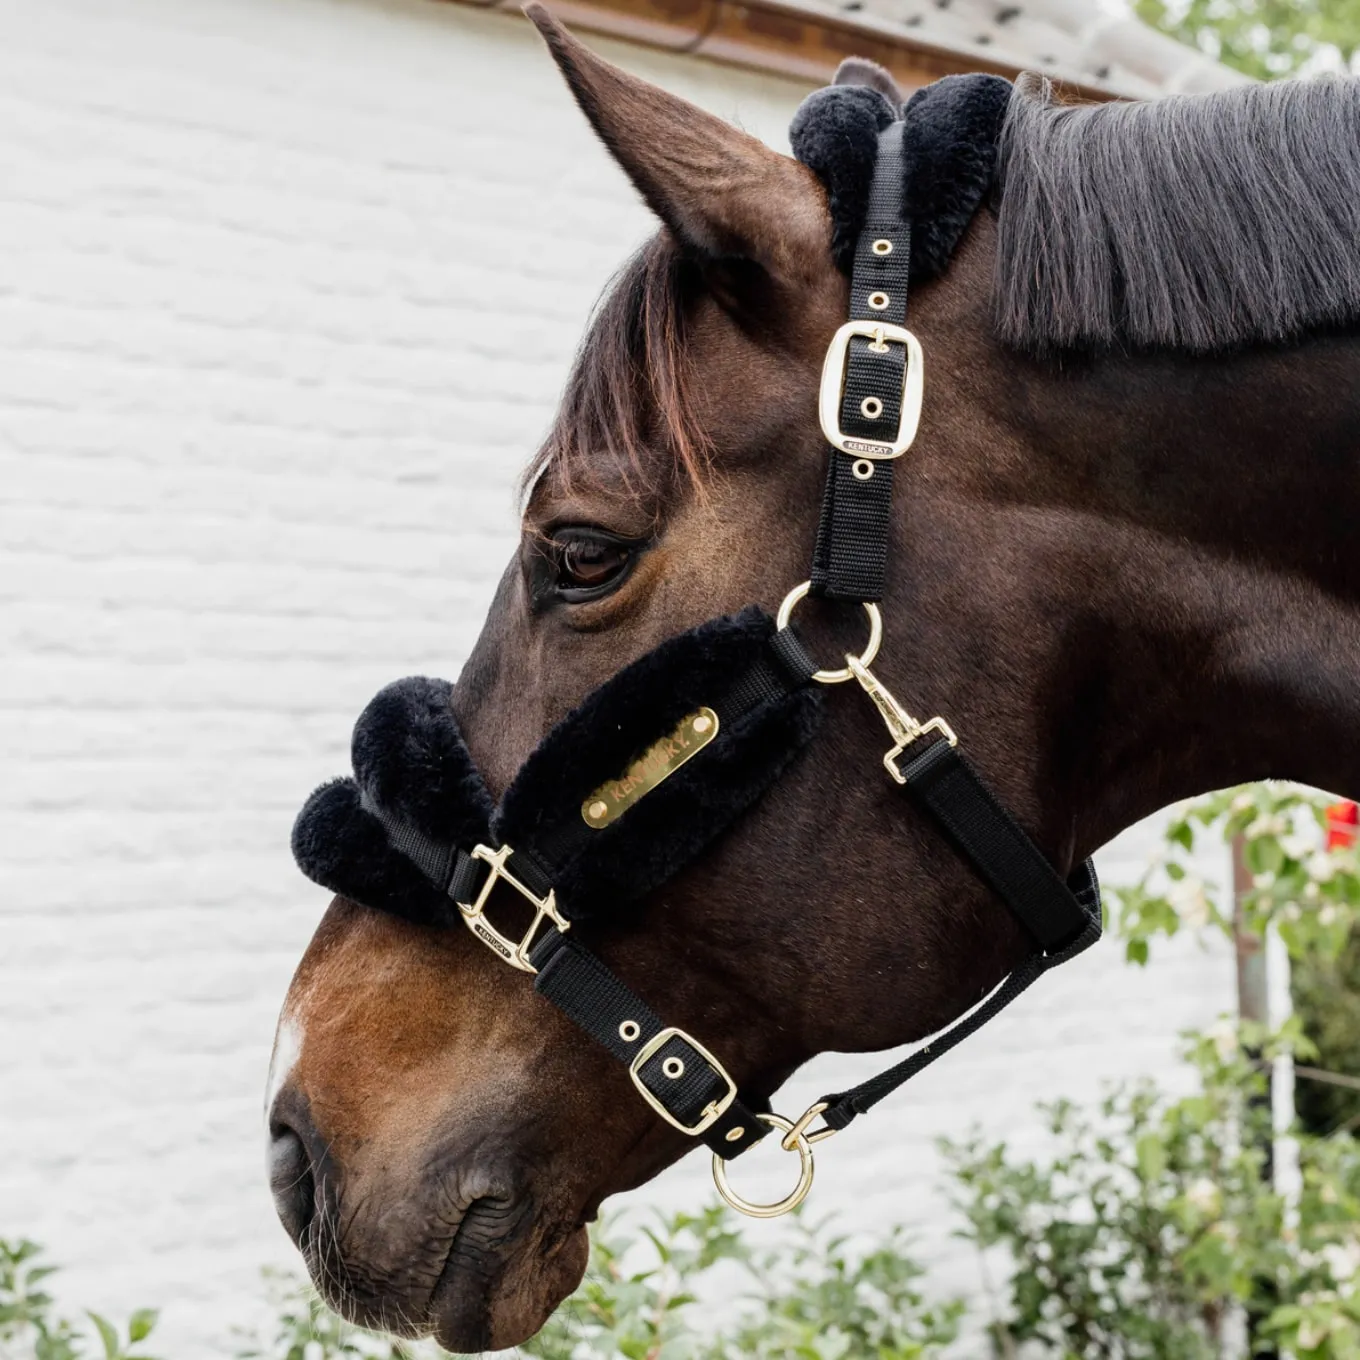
[581,707,719,829]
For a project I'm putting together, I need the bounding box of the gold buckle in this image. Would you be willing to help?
[628,1026,737,1136]
[818,320,925,461]
[845,655,957,781]
[454,843,569,974]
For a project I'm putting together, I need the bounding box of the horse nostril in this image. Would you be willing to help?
[268,1120,316,1245]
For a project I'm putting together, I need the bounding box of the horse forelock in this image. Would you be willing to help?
[524,234,712,510]
[996,72,1360,354]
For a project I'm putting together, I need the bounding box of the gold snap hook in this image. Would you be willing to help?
[712,1113,817,1219]
[775,581,882,685]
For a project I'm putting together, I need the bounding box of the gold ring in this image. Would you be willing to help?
[775,581,882,684]
[711,1113,816,1219]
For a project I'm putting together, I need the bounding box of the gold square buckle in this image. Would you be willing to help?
[884,718,959,783]
[817,320,925,460]
[628,1027,738,1136]
[454,843,568,974]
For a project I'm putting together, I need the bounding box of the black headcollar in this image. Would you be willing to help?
[291,75,1100,1213]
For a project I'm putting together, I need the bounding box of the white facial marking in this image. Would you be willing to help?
[265,1012,303,1118]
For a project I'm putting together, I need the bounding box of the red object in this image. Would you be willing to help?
[1327,800,1359,850]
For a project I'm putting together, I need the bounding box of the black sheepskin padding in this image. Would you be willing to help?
[790,72,1013,279]
[790,84,896,270]
[291,777,461,928]
[495,607,824,920]
[292,677,493,927]
[350,676,493,849]
[291,610,823,929]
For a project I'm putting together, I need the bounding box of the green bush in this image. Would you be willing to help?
[1293,933,1360,1136]
[522,1205,963,1360]
[229,1267,433,1360]
[1108,782,1360,1140]
[0,1240,159,1360]
[1111,784,1360,971]
[1134,0,1360,80]
[945,1026,1360,1359]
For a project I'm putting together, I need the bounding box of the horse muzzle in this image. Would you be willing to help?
[266,1081,588,1351]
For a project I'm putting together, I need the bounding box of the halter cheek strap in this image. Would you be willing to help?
[292,108,1102,1218]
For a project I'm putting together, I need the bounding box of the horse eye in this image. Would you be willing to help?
[552,532,633,596]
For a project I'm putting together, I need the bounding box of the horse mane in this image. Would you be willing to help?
[995,72,1360,354]
[525,235,710,500]
[537,71,1360,497]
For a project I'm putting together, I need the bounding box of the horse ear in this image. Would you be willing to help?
[524,4,829,276]
[833,57,904,107]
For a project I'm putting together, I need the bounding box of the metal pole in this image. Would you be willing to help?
[1233,833,1277,1360]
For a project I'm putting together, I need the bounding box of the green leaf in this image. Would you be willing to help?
[88,1310,120,1360]
[128,1309,158,1343]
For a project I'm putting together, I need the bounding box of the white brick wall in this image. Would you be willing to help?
[0,0,1234,1353]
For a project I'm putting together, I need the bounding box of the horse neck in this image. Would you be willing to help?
[892,215,1360,859]
[983,331,1360,850]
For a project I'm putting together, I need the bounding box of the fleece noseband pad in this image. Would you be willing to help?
[291,676,495,928]
[495,607,822,919]
[790,72,1013,278]
[292,609,822,927]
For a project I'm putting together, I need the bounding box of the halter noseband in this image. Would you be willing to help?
[293,98,1101,1218]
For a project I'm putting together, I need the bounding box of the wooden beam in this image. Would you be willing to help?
[448,0,1115,99]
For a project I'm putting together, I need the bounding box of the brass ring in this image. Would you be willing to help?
[775,581,882,684]
[711,1113,816,1219]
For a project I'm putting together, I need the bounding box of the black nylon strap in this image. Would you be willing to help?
[530,931,768,1155]
[811,119,911,603]
[369,798,456,891]
[818,855,1100,1131]
[897,740,1091,952]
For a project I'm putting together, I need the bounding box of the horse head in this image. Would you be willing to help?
[266,12,1360,1351]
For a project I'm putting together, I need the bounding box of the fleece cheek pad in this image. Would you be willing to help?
[292,609,823,928]
[493,607,822,918]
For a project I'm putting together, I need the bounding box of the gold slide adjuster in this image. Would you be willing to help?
[454,843,569,974]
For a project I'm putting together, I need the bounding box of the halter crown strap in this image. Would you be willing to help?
[810,118,913,603]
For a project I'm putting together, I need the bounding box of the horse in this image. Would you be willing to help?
[265,9,1360,1351]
